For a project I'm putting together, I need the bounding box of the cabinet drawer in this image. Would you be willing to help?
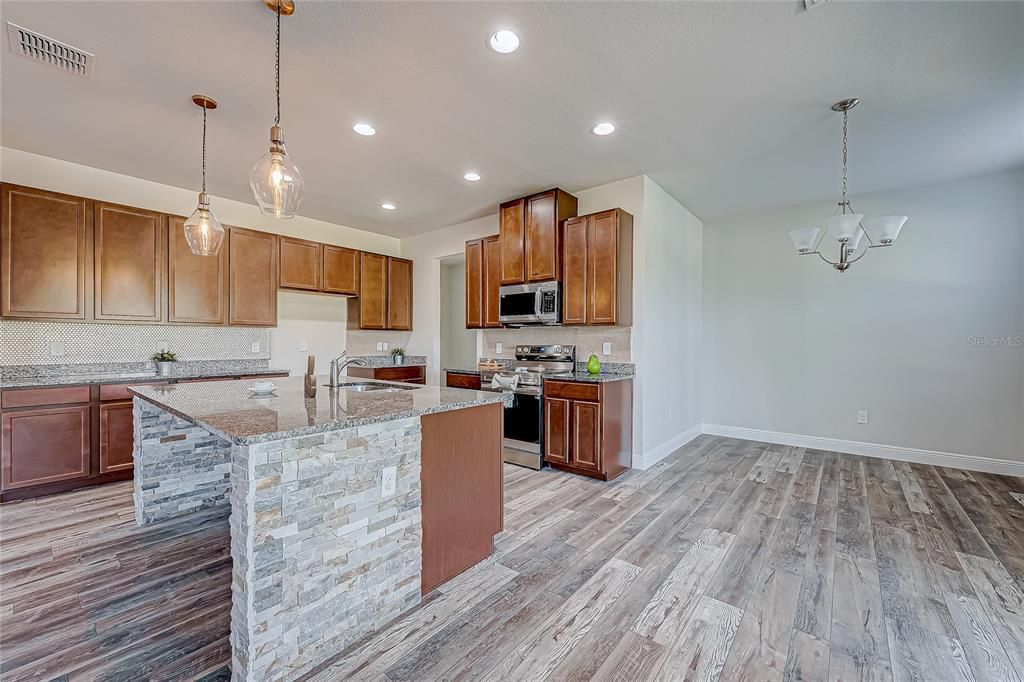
[544,380,599,402]
[446,372,482,390]
[1,386,91,409]
[99,382,168,402]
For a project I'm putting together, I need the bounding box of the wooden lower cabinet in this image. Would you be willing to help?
[347,365,425,385]
[2,404,91,490]
[543,378,632,481]
[445,371,482,390]
[98,401,134,473]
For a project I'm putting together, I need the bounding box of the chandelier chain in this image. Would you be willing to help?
[841,110,848,205]
[275,2,281,125]
[201,106,207,194]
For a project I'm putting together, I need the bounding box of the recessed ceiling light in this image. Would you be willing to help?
[592,122,616,136]
[488,30,520,54]
[463,172,481,182]
[353,123,376,136]
[381,203,396,210]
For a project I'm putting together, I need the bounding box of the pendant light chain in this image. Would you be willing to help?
[275,2,281,125]
[841,110,849,207]
[201,105,208,194]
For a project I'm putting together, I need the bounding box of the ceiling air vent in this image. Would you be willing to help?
[6,22,93,77]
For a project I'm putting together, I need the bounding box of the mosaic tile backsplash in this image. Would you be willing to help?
[0,320,271,366]
[481,326,632,363]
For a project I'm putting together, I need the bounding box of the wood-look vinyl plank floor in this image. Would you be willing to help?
[1,435,1022,682]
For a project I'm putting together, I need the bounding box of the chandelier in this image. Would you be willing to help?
[788,98,907,272]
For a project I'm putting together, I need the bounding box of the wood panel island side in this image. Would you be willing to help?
[129,376,508,682]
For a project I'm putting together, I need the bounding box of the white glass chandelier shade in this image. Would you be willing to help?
[825,213,864,242]
[864,216,907,246]
[250,141,303,219]
[845,226,865,254]
[788,227,822,254]
[184,198,225,257]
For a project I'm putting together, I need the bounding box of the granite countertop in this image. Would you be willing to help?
[0,365,289,390]
[350,355,427,369]
[130,375,510,445]
[553,372,634,384]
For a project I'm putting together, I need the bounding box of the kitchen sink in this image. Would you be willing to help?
[324,382,418,392]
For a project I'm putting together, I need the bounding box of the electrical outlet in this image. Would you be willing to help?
[251,341,261,353]
[48,341,65,357]
[157,340,169,352]
[376,341,384,352]
[496,342,503,354]
[381,466,397,497]
[382,342,389,352]
[299,341,308,352]
[602,342,612,356]
[857,410,869,425]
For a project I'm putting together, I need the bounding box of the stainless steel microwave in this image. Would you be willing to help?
[498,281,561,326]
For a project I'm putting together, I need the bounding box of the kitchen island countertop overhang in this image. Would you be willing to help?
[129,376,509,682]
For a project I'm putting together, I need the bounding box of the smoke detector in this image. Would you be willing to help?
[6,22,93,77]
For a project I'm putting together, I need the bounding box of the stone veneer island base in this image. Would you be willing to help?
[130,377,507,682]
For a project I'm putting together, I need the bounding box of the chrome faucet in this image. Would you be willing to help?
[329,353,366,387]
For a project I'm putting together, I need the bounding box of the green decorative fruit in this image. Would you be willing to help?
[586,354,602,374]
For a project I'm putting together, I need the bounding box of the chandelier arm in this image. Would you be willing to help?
[814,251,839,267]
[846,247,870,265]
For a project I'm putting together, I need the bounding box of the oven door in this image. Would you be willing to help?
[503,390,543,455]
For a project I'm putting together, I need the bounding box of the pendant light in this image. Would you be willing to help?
[183,94,225,256]
[786,98,908,273]
[250,0,303,219]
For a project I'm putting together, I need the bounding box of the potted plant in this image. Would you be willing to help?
[151,349,178,376]
[390,347,406,366]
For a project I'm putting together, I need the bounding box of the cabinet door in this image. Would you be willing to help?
[524,190,559,282]
[465,239,483,329]
[499,198,525,285]
[588,210,619,325]
[279,236,321,291]
[571,400,602,472]
[167,215,228,324]
[1,184,90,319]
[358,252,388,330]
[94,202,165,321]
[322,245,359,295]
[99,401,134,473]
[228,227,278,326]
[544,397,571,465]
[562,216,588,325]
[2,405,90,490]
[483,236,501,328]
[387,257,413,330]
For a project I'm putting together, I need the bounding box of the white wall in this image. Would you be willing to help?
[702,169,1024,464]
[1,147,401,373]
[440,262,477,371]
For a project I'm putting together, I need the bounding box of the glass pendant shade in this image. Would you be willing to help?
[184,196,225,257]
[864,216,907,246]
[845,227,865,253]
[788,227,822,254]
[251,141,303,219]
[825,213,864,242]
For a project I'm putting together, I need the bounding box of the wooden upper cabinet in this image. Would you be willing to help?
[465,239,483,329]
[1,183,91,319]
[94,202,165,322]
[167,215,227,324]
[228,227,278,326]
[279,236,322,291]
[355,251,388,330]
[387,257,413,331]
[562,216,588,326]
[482,235,501,328]
[322,245,359,295]
[525,189,578,283]
[562,208,633,326]
[498,198,525,285]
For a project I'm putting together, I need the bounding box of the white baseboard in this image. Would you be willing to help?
[640,424,703,470]
[701,424,1024,477]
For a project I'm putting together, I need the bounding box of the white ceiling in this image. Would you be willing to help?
[1,1,1021,237]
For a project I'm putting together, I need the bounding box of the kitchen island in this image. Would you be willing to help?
[129,376,508,682]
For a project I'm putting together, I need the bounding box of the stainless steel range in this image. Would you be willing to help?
[481,344,575,470]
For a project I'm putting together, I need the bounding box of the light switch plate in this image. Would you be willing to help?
[299,341,308,352]
[857,410,869,425]
[602,342,612,356]
[383,342,389,352]
[376,342,384,352]
[251,341,260,353]
[49,341,65,357]
[381,466,397,497]
[496,342,503,354]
